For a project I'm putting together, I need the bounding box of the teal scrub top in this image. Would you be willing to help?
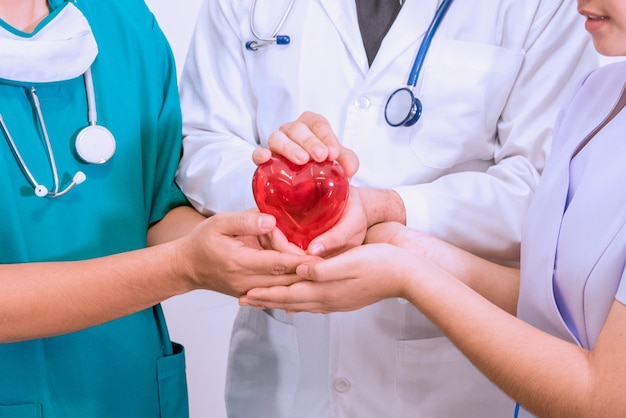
[0,0,190,417]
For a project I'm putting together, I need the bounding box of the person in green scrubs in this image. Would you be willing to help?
[0,1,314,417]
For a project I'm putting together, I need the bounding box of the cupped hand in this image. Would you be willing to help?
[176,210,319,297]
[240,243,414,313]
[304,185,368,257]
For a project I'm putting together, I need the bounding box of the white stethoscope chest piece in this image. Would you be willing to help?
[75,125,116,164]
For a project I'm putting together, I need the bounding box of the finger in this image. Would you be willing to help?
[297,111,342,161]
[267,128,316,164]
[212,211,277,237]
[296,251,361,282]
[266,228,308,255]
[239,297,327,314]
[243,281,326,305]
[306,203,364,257]
[252,147,272,166]
[241,281,346,313]
[336,147,359,179]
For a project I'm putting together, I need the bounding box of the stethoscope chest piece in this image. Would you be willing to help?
[383,0,454,127]
[75,125,116,164]
[385,87,422,127]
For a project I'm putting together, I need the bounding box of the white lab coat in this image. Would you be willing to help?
[176,0,598,416]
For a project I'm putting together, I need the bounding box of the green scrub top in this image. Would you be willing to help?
[0,0,190,417]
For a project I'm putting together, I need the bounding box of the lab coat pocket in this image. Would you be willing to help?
[396,337,513,417]
[411,40,524,169]
[157,342,189,418]
[226,307,300,418]
[0,404,42,418]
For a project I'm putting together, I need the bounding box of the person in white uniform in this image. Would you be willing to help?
[176,0,597,416]
[241,0,626,416]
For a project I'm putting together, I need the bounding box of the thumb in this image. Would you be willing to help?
[213,211,276,236]
[337,147,359,179]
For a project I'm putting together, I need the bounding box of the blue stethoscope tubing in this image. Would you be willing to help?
[243,0,454,127]
[245,0,295,51]
[384,0,454,127]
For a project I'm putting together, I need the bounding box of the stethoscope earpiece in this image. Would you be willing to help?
[35,184,49,197]
[33,171,86,198]
[245,41,259,51]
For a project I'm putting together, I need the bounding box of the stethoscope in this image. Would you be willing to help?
[245,0,294,51]
[0,67,116,198]
[244,0,454,128]
[385,0,454,127]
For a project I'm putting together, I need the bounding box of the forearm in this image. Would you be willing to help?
[147,205,207,246]
[403,264,594,417]
[0,241,191,343]
[422,233,520,314]
[367,222,520,314]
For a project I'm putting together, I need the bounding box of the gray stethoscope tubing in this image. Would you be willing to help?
[384,0,454,127]
[245,0,294,51]
[0,68,116,198]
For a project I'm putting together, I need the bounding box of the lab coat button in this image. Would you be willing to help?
[355,96,371,110]
[333,377,351,393]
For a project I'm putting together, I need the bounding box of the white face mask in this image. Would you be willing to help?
[0,2,98,83]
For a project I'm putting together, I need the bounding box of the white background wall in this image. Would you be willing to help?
[144,1,237,418]
[143,2,621,417]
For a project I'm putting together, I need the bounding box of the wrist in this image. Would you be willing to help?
[163,239,197,295]
[360,187,406,227]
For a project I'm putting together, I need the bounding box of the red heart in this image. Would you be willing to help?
[252,155,349,250]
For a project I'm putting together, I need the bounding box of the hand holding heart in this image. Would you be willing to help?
[252,155,350,250]
[251,112,364,255]
[259,111,360,178]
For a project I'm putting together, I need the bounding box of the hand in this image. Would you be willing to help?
[176,210,320,297]
[365,221,431,255]
[304,185,368,257]
[240,243,415,313]
[252,111,359,179]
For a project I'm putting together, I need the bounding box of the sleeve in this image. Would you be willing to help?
[143,5,191,225]
[176,0,259,215]
[395,0,598,263]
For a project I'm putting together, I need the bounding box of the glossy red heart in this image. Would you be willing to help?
[252,155,350,250]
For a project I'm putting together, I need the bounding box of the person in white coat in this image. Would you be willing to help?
[241,1,626,416]
[176,0,597,416]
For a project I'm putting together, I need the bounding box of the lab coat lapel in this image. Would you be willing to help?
[519,142,574,343]
[317,0,369,73]
[368,0,440,77]
[519,69,626,346]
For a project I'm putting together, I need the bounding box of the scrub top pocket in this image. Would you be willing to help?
[157,342,189,418]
